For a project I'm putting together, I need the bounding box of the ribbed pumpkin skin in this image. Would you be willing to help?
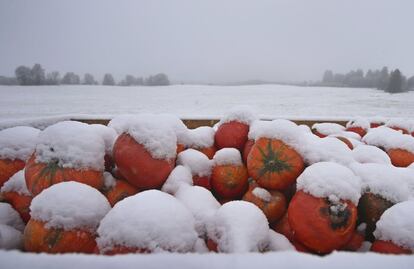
[24,219,97,254]
[0,159,25,187]
[371,240,412,254]
[211,164,248,200]
[288,191,357,254]
[105,180,138,207]
[247,138,304,191]
[387,148,414,167]
[113,133,175,190]
[214,121,249,151]
[0,191,32,222]
[25,155,104,196]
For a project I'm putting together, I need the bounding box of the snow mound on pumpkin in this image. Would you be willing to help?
[177,149,212,177]
[363,126,414,153]
[108,114,178,160]
[374,200,414,251]
[346,117,370,130]
[97,190,198,253]
[90,124,117,154]
[0,170,30,196]
[0,126,40,161]
[0,203,24,232]
[349,163,412,203]
[311,123,345,136]
[266,230,295,251]
[206,200,269,253]
[35,121,106,170]
[217,105,258,126]
[0,224,23,250]
[385,118,414,133]
[252,187,272,202]
[161,165,193,195]
[30,182,111,231]
[351,145,391,165]
[213,148,243,166]
[296,162,361,204]
[187,126,215,148]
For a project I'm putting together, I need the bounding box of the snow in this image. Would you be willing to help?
[90,124,117,154]
[266,230,295,251]
[351,145,392,165]
[296,162,362,204]
[103,171,117,189]
[0,170,30,195]
[0,203,24,232]
[0,224,23,250]
[97,190,198,253]
[213,148,243,166]
[217,105,258,126]
[374,200,414,251]
[0,126,40,161]
[385,118,414,132]
[108,114,177,160]
[333,131,362,141]
[177,149,212,177]
[252,187,272,202]
[349,163,412,203]
[161,165,193,195]
[35,121,106,170]
[30,182,111,231]
[188,126,215,148]
[312,123,345,136]
[175,185,220,237]
[363,126,414,153]
[346,117,370,130]
[206,201,269,253]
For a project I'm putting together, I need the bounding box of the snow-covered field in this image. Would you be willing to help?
[0,85,413,128]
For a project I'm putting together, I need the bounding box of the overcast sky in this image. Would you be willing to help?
[1,0,413,83]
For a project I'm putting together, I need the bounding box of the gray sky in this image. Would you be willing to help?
[1,0,413,83]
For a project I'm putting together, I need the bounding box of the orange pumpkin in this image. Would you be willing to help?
[370,122,384,128]
[214,121,249,151]
[206,238,218,252]
[24,219,97,253]
[242,187,287,224]
[0,159,25,187]
[195,145,216,160]
[335,136,353,150]
[242,139,255,164]
[0,191,32,223]
[288,191,357,254]
[211,164,248,200]
[271,213,310,253]
[247,138,304,190]
[341,231,365,251]
[113,133,175,190]
[387,148,414,167]
[345,127,367,137]
[371,240,411,254]
[389,126,409,135]
[176,143,186,155]
[193,175,211,190]
[105,180,139,207]
[25,155,104,196]
[312,130,326,138]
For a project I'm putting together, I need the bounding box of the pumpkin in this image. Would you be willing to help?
[195,145,216,160]
[388,126,409,135]
[24,219,97,253]
[211,164,248,200]
[335,136,353,150]
[341,231,365,251]
[370,240,411,254]
[176,143,186,155]
[193,174,211,190]
[386,148,414,167]
[247,138,304,190]
[242,139,255,164]
[206,238,218,252]
[214,121,249,151]
[0,191,32,223]
[288,191,357,254]
[242,187,287,225]
[357,192,394,242]
[113,133,175,190]
[105,179,139,207]
[345,126,367,137]
[271,213,310,253]
[0,159,25,187]
[25,155,104,196]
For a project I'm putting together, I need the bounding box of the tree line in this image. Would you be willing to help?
[320,67,414,93]
[0,64,170,86]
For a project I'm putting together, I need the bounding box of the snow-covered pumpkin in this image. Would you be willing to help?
[102,172,138,207]
[177,149,212,190]
[345,118,370,137]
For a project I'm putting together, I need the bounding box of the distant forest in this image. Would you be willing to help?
[0,64,170,86]
[317,67,414,93]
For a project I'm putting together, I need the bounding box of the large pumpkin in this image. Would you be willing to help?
[214,121,249,151]
[25,155,103,196]
[0,159,25,187]
[371,240,411,254]
[288,191,357,254]
[113,133,175,190]
[247,138,304,190]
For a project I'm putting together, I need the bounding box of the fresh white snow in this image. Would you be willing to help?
[0,170,30,196]
[176,149,212,177]
[0,126,40,161]
[161,165,193,195]
[213,148,243,166]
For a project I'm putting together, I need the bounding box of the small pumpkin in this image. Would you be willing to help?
[0,159,25,188]
[211,164,248,200]
[370,240,411,254]
[214,121,249,151]
[335,136,354,150]
[0,191,32,223]
[345,126,367,137]
[104,179,139,207]
[195,145,216,160]
[386,148,414,167]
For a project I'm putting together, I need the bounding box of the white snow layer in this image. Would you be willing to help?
[385,118,414,132]
[252,187,272,202]
[0,170,30,195]
[188,127,215,148]
[161,165,193,195]
[346,117,370,130]
[218,105,258,126]
[206,201,269,253]
[266,230,295,251]
[374,200,414,251]
[30,182,111,231]
[0,126,40,161]
[363,126,414,153]
[351,145,392,165]
[97,190,198,253]
[0,224,23,250]
[296,162,362,204]
[177,149,212,177]
[90,124,117,154]
[213,148,243,166]
[103,171,117,189]
[0,203,25,232]
[34,121,106,170]
[312,123,345,136]
[108,114,178,160]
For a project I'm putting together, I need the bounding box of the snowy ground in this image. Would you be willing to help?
[0,85,413,129]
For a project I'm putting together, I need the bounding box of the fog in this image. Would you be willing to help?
[1,0,413,83]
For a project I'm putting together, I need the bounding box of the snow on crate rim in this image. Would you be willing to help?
[213,148,243,166]
[30,182,111,231]
[0,126,40,161]
[296,162,361,204]
[374,200,414,251]
[109,114,178,160]
[206,200,269,253]
[161,165,193,195]
[177,149,212,177]
[362,126,414,153]
[34,121,106,170]
[311,123,345,136]
[217,105,258,126]
[351,144,391,165]
[0,170,30,196]
[90,124,117,154]
[97,190,198,253]
[349,163,411,203]
[187,126,215,148]
[346,117,370,130]
[0,203,25,232]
